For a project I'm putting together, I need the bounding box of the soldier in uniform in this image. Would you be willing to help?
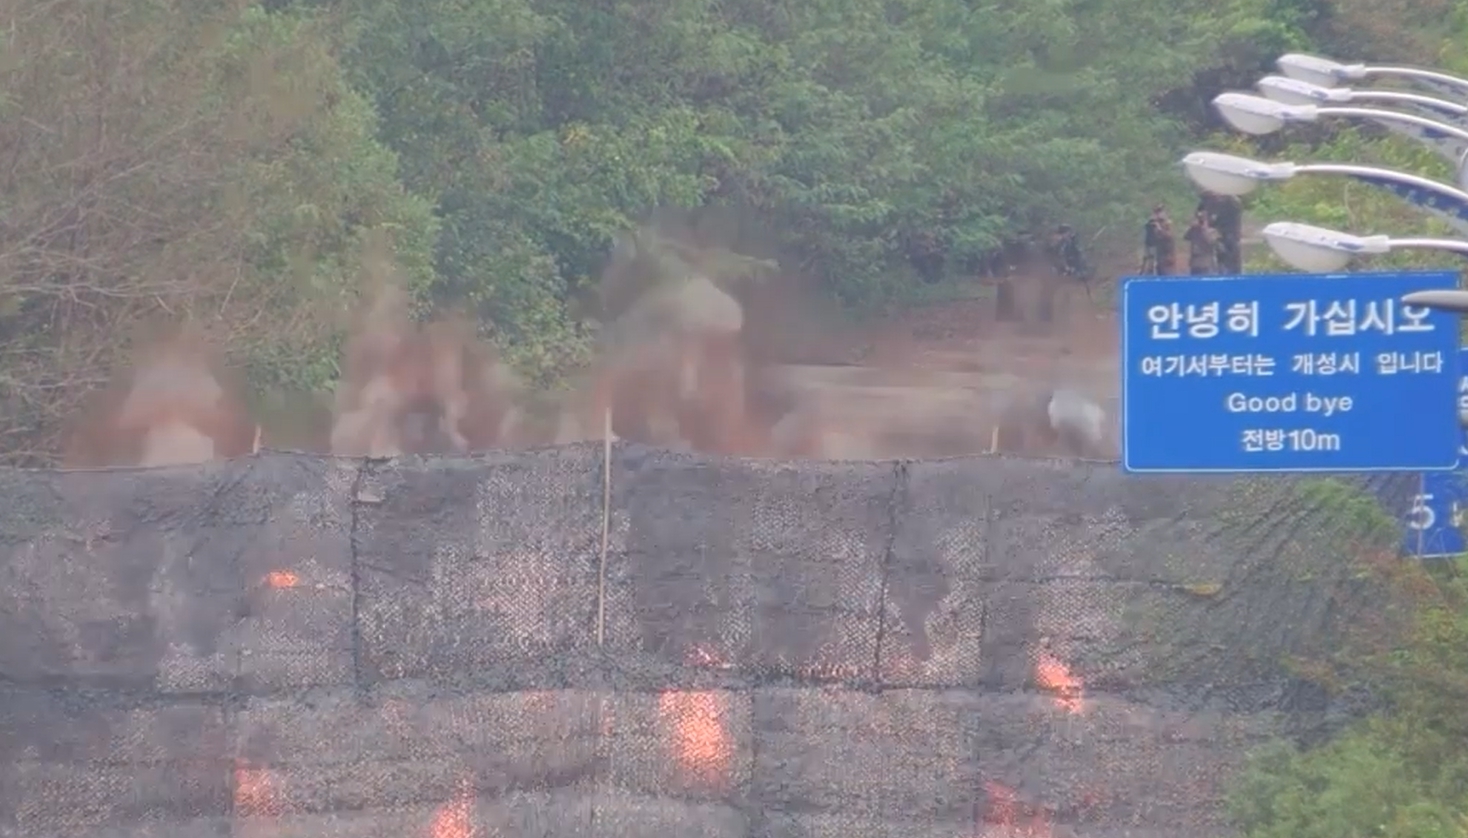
[1184,211,1218,275]
[1142,205,1176,275]
[1198,191,1243,273]
[1052,224,1087,277]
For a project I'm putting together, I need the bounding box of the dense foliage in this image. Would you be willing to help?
[1,0,1321,452]
[317,0,1309,364]
[0,0,439,456]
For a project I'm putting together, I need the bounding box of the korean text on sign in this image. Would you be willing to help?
[1144,297,1434,341]
[1121,272,1460,474]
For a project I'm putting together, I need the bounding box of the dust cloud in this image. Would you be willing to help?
[62,211,1118,468]
[63,326,260,468]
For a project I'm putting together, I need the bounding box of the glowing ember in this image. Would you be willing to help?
[264,570,299,589]
[233,759,281,817]
[429,777,476,838]
[1034,651,1084,714]
[980,780,1053,838]
[657,690,732,786]
[686,645,733,669]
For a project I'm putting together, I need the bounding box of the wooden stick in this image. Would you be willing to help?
[596,407,612,646]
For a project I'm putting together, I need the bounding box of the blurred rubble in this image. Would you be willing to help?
[66,211,1118,467]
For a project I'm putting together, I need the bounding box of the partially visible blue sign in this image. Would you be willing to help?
[1122,271,1461,473]
[1403,471,1468,558]
[1346,172,1468,236]
[1402,347,1468,559]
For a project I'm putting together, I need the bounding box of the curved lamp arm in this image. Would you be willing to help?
[1403,290,1468,314]
[1315,107,1468,189]
[1259,75,1468,119]
[1279,54,1468,100]
[1377,237,1468,254]
[1296,163,1468,200]
[1297,164,1468,235]
[1350,89,1468,116]
[1357,66,1468,100]
[1304,106,1468,144]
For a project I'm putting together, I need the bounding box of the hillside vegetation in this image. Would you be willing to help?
[2,0,1468,833]
[2,0,1314,457]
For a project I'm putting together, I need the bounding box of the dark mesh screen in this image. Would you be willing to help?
[0,444,1409,837]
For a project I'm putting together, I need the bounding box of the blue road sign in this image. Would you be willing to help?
[1402,347,1468,558]
[1404,471,1468,558]
[1121,270,1461,473]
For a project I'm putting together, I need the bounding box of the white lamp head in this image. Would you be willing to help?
[1256,75,1347,106]
[1181,151,1295,196]
[1277,53,1367,88]
[1213,93,1316,135]
[1261,221,1391,273]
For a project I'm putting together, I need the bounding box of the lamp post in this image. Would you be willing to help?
[1253,77,1468,167]
[1402,288,1468,313]
[1256,75,1468,128]
[1181,151,1468,236]
[1213,92,1468,187]
[1261,57,1468,445]
[1261,220,1468,273]
[1277,53,1468,103]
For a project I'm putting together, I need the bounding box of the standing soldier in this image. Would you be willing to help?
[1198,191,1244,273]
[1052,224,1087,277]
[1142,205,1176,275]
[1185,211,1218,275]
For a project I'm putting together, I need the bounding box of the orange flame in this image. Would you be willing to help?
[658,690,732,787]
[264,570,299,589]
[233,759,281,817]
[1034,651,1084,714]
[980,780,1052,837]
[429,777,476,838]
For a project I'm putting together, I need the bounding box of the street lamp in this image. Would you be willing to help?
[1256,75,1468,127]
[1252,77,1468,168]
[1181,151,1468,235]
[1277,53,1468,102]
[1261,220,1468,273]
[1402,289,1468,313]
[1213,92,1468,186]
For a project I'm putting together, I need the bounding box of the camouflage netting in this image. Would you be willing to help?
[0,444,1414,837]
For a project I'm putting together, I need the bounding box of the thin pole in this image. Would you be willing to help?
[1418,472,1426,559]
[596,407,612,645]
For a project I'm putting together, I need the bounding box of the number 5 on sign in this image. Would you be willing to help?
[1403,471,1468,558]
[1407,493,1436,531]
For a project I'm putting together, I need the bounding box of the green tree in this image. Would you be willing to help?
[0,0,437,463]
[306,0,1310,350]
